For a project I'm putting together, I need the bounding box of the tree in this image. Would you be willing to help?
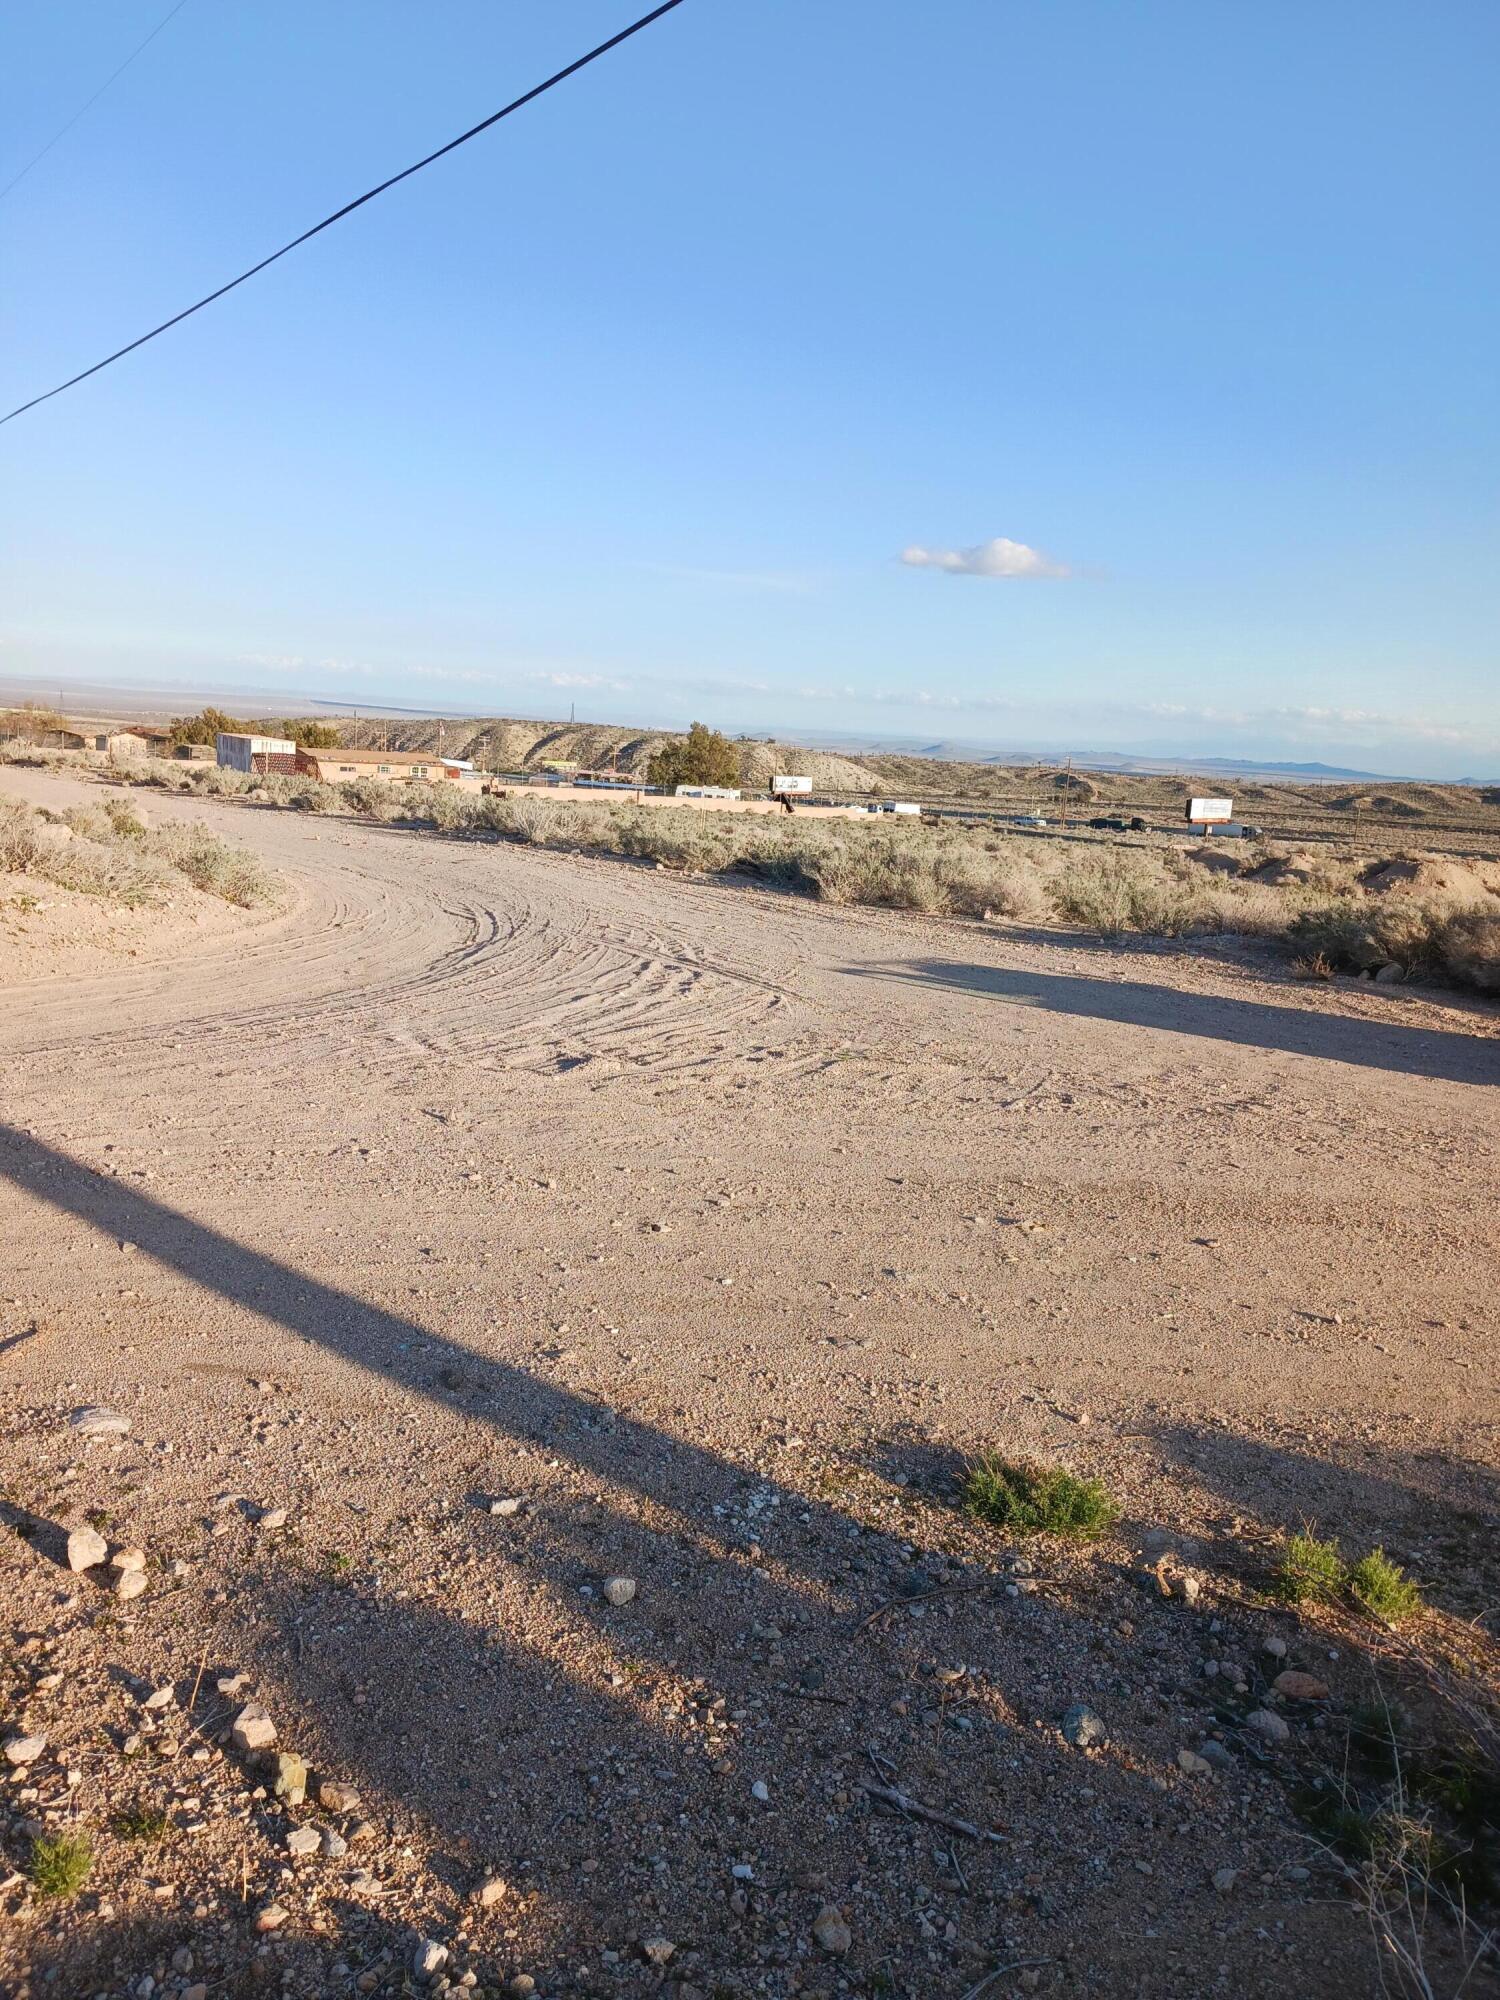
[278,719,341,748]
[0,704,67,743]
[167,706,250,747]
[645,722,741,791]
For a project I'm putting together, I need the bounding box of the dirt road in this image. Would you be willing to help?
[2,766,1496,1998]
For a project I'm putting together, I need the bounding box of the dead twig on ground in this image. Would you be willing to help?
[957,1960,1056,2000]
[857,1576,999,1631]
[859,1780,1004,1844]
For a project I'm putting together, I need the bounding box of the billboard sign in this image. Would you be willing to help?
[1185,797,1233,824]
[771,774,813,794]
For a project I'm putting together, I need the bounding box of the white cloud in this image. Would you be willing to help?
[900,536,1069,580]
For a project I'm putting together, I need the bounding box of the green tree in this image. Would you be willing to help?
[278,719,341,748]
[646,722,741,791]
[167,706,250,747]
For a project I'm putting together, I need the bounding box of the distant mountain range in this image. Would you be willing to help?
[788,730,1401,782]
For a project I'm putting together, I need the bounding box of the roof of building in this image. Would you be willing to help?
[305,746,445,766]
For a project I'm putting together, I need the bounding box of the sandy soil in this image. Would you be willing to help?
[1,766,1496,2000]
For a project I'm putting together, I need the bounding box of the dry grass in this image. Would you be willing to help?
[1,792,277,909]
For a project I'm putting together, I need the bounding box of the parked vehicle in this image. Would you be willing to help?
[1129,816,1149,831]
[1087,815,1130,831]
[1014,812,1048,827]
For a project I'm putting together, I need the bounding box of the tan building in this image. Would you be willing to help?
[296,746,463,785]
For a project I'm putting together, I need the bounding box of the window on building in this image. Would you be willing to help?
[378,764,391,774]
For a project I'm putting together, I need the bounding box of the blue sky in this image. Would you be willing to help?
[2,0,1497,775]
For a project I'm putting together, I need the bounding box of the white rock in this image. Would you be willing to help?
[286,1826,321,1856]
[602,1575,637,1607]
[256,1507,288,1531]
[115,1568,148,1601]
[3,1732,46,1766]
[112,1547,148,1575]
[489,1497,525,1517]
[72,1406,130,1437]
[142,1685,174,1711]
[750,1780,770,1802]
[641,1939,675,1967]
[413,1940,448,1978]
[231,1702,277,1754]
[66,1526,109,1571]
[217,1673,251,1697]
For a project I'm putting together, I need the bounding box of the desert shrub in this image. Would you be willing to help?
[1047,850,1207,934]
[962,1455,1119,1539]
[645,721,741,790]
[1348,1548,1423,1623]
[29,1831,91,1898]
[1286,895,1500,989]
[0,797,41,871]
[1277,1531,1347,1604]
[148,821,278,906]
[1435,906,1500,992]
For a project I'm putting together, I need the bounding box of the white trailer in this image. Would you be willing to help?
[771,774,813,795]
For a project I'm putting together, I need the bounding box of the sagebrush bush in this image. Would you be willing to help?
[962,1455,1120,1539]
[1277,1532,1347,1604]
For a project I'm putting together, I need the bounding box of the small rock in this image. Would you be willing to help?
[256,1506,288,1532]
[111,1547,148,1575]
[65,1526,109,1571]
[476,1873,508,1908]
[1247,1708,1290,1744]
[183,1987,207,2000]
[3,1732,46,1766]
[72,1406,130,1437]
[1172,1572,1202,1606]
[231,1702,277,1754]
[489,1497,525,1517]
[413,1940,448,1978]
[1212,1866,1239,1893]
[1287,1864,1311,1884]
[1273,1670,1329,1702]
[142,1685,174,1710]
[508,1980,536,1999]
[602,1576,637,1607]
[1061,1703,1108,1749]
[286,1826,321,1856]
[321,1828,348,1859]
[255,1903,288,1933]
[115,1568,148,1601]
[217,1673,251,1697]
[271,1752,308,1804]
[1198,1739,1236,1771]
[1263,1635,1288,1660]
[812,1904,852,1955]
[641,1939,675,1967]
[750,1780,770,1802]
[317,1779,360,1812]
[1177,1748,1212,1777]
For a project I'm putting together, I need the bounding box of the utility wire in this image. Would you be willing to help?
[0,0,194,203]
[1,0,689,429]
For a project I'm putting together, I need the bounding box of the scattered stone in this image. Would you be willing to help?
[183,1987,207,2000]
[1273,1670,1329,1702]
[1177,1748,1212,1777]
[255,1904,288,1934]
[256,1506,288,1532]
[231,1702,277,1754]
[72,1406,130,1437]
[1247,1708,1290,1745]
[317,1779,360,1812]
[1172,1572,1202,1606]
[286,1826,321,1856]
[142,1685,174,1711]
[114,1568,148,1601]
[216,1674,251,1697]
[1213,1867,1239,1893]
[413,1940,449,1978]
[489,1497,525,1517]
[1061,1703,1108,1749]
[1286,1865,1311,1884]
[750,1780,770,1802]
[602,1575,637,1607]
[1198,1739,1236,1771]
[320,1828,348,1859]
[1263,1635,1288,1660]
[476,1874,509,1909]
[508,1979,536,1999]
[641,1939,675,1967]
[812,1904,852,1955]
[111,1547,148,1576]
[271,1752,308,1804]
[3,1732,46,1766]
[65,1526,108,1571]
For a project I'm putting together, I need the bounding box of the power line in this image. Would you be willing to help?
[0,0,194,204]
[1,0,689,429]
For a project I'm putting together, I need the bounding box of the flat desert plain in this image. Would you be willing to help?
[1,764,1497,2000]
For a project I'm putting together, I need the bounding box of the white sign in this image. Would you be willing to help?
[1186,797,1233,824]
[771,774,812,794]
